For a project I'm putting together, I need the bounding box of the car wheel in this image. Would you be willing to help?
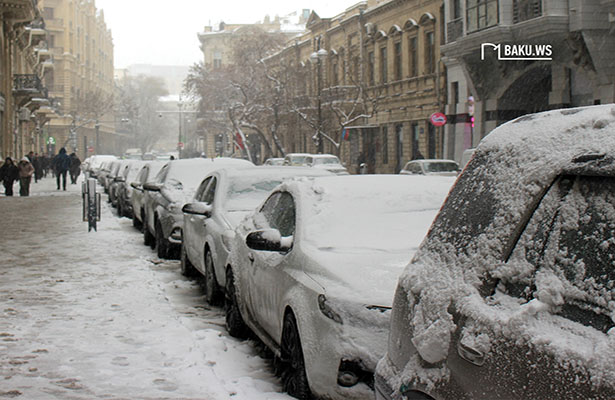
[180,242,197,278]
[204,250,223,305]
[117,201,123,218]
[156,221,169,259]
[143,214,155,248]
[132,211,140,228]
[281,312,312,400]
[225,268,250,338]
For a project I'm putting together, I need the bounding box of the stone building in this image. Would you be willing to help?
[442,0,615,163]
[1,0,52,159]
[267,0,447,173]
[38,0,115,159]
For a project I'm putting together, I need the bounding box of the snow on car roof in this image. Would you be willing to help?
[397,104,615,390]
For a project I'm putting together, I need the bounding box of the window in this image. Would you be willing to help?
[259,192,296,237]
[408,37,418,77]
[452,81,459,104]
[411,123,420,159]
[425,31,435,74]
[513,0,542,23]
[213,50,222,69]
[382,126,389,164]
[201,177,217,204]
[453,0,462,19]
[380,46,388,84]
[43,7,54,19]
[394,42,402,81]
[368,51,375,85]
[467,0,498,32]
[332,58,339,86]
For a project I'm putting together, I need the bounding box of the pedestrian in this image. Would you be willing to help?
[33,153,43,183]
[18,157,35,196]
[0,157,19,196]
[52,148,71,191]
[69,152,81,184]
[27,151,34,163]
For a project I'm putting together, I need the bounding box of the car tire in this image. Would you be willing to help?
[143,215,155,248]
[180,242,197,278]
[132,212,140,229]
[117,201,123,218]
[204,250,223,305]
[225,268,250,339]
[156,221,169,259]
[281,312,312,400]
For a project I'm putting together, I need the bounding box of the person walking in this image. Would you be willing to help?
[0,157,19,196]
[69,152,81,184]
[18,157,35,196]
[52,148,71,191]
[33,153,43,183]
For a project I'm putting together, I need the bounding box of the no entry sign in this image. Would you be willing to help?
[430,112,447,126]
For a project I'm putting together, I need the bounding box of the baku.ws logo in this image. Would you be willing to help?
[481,43,552,61]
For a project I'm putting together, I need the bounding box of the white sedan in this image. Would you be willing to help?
[225,175,455,399]
[181,166,332,305]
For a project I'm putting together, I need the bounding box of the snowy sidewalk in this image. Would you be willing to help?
[0,177,291,399]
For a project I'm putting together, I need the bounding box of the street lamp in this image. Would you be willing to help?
[178,96,183,159]
[310,48,327,154]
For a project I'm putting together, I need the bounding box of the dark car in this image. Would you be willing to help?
[142,157,253,259]
[116,160,146,218]
[375,105,615,400]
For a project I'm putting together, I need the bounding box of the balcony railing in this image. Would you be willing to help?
[447,18,463,43]
[13,74,47,98]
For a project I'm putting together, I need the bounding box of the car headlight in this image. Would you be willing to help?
[318,294,343,324]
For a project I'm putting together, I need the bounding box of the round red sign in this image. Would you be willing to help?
[430,112,447,127]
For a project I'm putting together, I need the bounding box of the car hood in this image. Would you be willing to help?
[302,244,413,308]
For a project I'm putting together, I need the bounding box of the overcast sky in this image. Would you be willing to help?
[95,0,353,69]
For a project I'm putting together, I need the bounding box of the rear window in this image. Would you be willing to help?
[499,175,615,332]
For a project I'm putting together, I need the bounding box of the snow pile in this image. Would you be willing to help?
[394,105,615,392]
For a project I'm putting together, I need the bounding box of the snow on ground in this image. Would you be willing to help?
[0,176,291,399]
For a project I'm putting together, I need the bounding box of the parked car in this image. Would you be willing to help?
[305,154,349,175]
[375,105,615,400]
[116,160,146,218]
[181,166,333,305]
[264,157,284,166]
[143,157,253,259]
[83,155,117,178]
[460,148,476,169]
[108,160,133,206]
[283,153,312,166]
[226,175,455,399]
[400,159,460,176]
[129,161,166,230]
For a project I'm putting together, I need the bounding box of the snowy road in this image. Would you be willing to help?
[0,177,292,399]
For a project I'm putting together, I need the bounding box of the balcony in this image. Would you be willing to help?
[13,74,48,105]
[45,18,64,31]
[0,0,37,22]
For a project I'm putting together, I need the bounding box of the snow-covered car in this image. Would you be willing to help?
[83,154,117,178]
[143,157,253,259]
[305,154,349,175]
[108,160,133,206]
[225,175,455,399]
[283,153,312,166]
[181,166,333,305]
[399,159,460,176]
[116,160,146,218]
[263,157,284,166]
[129,160,166,230]
[375,105,615,400]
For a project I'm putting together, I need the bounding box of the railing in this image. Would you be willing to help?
[447,18,463,43]
[45,18,64,30]
[13,74,46,97]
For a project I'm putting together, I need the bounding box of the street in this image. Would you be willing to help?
[0,177,291,400]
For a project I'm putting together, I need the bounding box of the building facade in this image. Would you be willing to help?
[442,0,615,163]
[39,0,115,159]
[266,0,447,173]
[1,0,51,159]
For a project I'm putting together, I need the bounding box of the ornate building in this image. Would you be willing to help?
[38,0,115,159]
[442,0,615,163]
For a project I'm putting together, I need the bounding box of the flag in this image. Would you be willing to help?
[341,128,349,141]
[235,132,245,150]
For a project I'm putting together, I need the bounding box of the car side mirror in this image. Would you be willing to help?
[143,182,162,192]
[246,229,291,252]
[182,202,212,217]
[130,181,141,189]
[114,176,125,183]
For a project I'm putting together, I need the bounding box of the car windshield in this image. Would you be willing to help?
[289,156,308,165]
[424,161,459,173]
[312,157,341,165]
[227,178,287,211]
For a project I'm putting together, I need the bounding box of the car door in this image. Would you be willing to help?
[247,191,296,339]
[193,176,217,273]
[184,176,213,269]
[131,165,147,219]
[444,174,615,399]
[146,165,168,233]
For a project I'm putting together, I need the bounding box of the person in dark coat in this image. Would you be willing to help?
[69,153,81,184]
[52,148,71,190]
[33,153,43,182]
[0,157,19,196]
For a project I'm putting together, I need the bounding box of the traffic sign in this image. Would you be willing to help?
[47,136,56,145]
[430,112,447,127]
[88,146,94,152]
[178,142,184,148]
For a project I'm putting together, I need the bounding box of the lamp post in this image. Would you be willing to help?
[310,48,327,154]
[178,96,183,159]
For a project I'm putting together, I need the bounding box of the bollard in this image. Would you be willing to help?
[82,178,101,231]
